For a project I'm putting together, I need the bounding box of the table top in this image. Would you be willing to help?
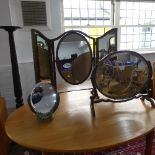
[5,89,155,153]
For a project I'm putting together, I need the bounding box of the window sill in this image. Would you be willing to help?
[137,51,155,55]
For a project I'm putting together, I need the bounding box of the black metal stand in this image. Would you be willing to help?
[90,88,155,117]
[0,26,24,108]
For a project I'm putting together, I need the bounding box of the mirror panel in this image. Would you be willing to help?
[97,28,117,60]
[28,82,59,120]
[36,35,51,79]
[94,51,150,100]
[56,32,92,84]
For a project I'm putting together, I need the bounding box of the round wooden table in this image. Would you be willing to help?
[5,90,155,155]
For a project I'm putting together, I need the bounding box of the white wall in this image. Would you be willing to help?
[0,0,63,111]
[0,0,12,66]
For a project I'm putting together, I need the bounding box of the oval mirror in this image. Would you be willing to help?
[56,31,92,84]
[28,82,60,120]
[93,51,151,100]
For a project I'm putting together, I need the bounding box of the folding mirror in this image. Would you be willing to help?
[28,82,59,121]
[56,31,92,85]
[96,28,117,60]
[31,29,56,88]
[92,50,151,101]
[36,35,51,78]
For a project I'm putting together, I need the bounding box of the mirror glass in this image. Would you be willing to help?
[98,29,117,60]
[94,51,150,100]
[28,82,59,120]
[56,32,92,84]
[36,35,51,80]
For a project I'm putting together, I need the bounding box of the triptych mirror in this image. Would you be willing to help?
[31,28,117,88]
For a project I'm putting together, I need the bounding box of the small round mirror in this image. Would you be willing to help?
[92,51,151,100]
[28,82,59,121]
[56,31,92,84]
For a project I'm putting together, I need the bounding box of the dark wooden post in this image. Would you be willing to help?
[0,26,24,108]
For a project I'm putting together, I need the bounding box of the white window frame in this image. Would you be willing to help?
[63,0,115,37]
[62,0,155,53]
[115,1,155,53]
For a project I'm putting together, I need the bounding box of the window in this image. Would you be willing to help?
[119,1,155,50]
[63,0,113,38]
[63,0,155,51]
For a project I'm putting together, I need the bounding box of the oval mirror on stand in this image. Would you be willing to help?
[56,31,93,85]
[28,82,60,121]
[90,50,155,117]
[92,50,151,100]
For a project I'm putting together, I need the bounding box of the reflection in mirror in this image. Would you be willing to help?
[56,32,92,84]
[36,35,51,80]
[94,51,150,100]
[97,28,117,60]
[28,82,59,121]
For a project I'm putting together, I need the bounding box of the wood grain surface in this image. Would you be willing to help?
[5,90,155,153]
[0,97,10,155]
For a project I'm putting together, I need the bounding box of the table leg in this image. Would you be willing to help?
[145,130,154,155]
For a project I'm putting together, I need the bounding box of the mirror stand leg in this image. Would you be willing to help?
[140,96,155,108]
[90,98,95,117]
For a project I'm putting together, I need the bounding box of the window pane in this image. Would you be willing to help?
[127,43,132,49]
[133,42,139,49]
[121,35,126,42]
[81,9,88,18]
[120,2,127,9]
[88,1,95,9]
[96,20,103,26]
[63,0,71,8]
[127,35,132,42]
[63,0,112,30]
[81,20,88,26]
[72,0,79,8]
[104,1,111,9]
[89,20,95,26]
[72,9,80,17]
[126,2,133,10]
[64,9,71,18]
[96,10,103,18]
[120,43,127,49]
[151,41,155,48]
[79,0,87,9]
[104,20,111,25]
[126,18,132,25]
[120,1,155,26]
[120,18,126,25]
[64,20,72,26]
[120,26,155,50]
[96,1,103,9]
[89,9,95,18]
[132,19,138,25]
[120,10,126,18]
[72,20,80,26]
[121,27,127,34]
[133,35,140,42]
